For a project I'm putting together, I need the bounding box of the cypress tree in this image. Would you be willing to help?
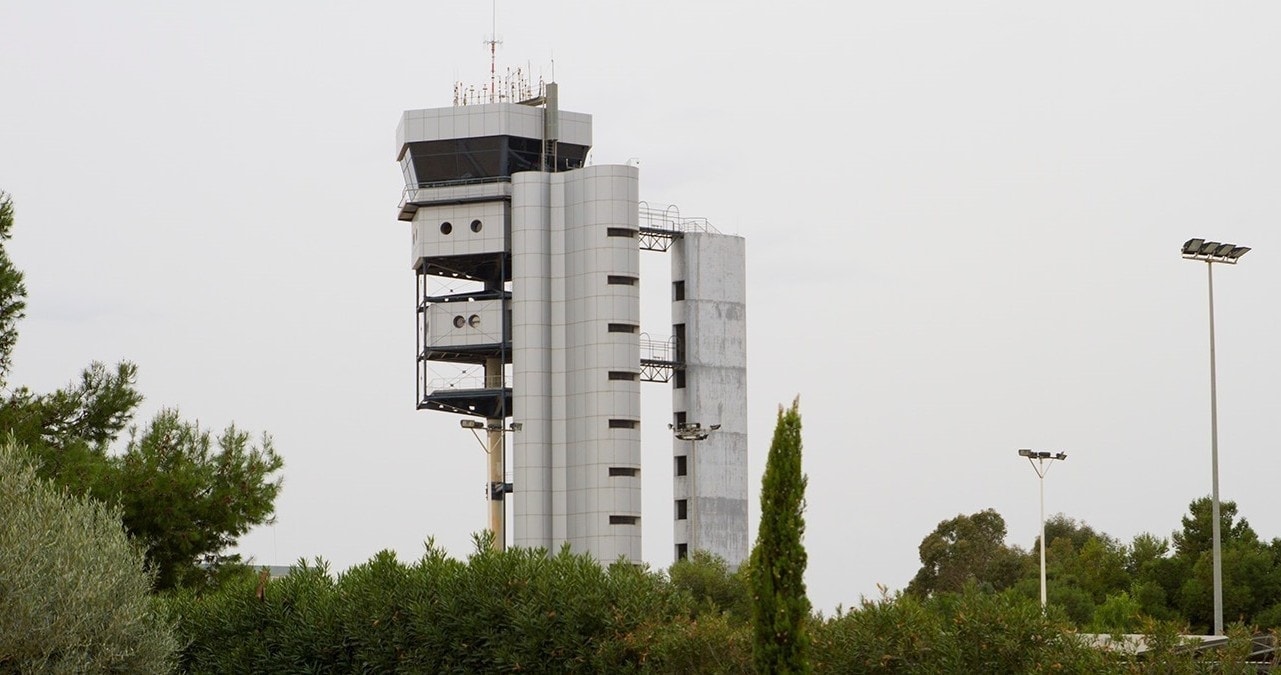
[0,191,27,387]
[750,398,811,673]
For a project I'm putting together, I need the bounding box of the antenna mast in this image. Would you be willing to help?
[484,0,502,103]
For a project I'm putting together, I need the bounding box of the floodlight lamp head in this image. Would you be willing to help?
[1055,452,1067,461]
[509,422,523,431]
[1018,448,1034,457]
[460,419,485,429]
[1183,238,1250,264]
[709,424,722,431]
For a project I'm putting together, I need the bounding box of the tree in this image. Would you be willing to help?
[1,358,281,594]
[1172,496,1256,558]
[0,191,25,386]
[1042,513,1108,554]
[1088,591,1145,633]
[0,190,283,590]
[1127,532,1170,578]
[907,509,1024,597]
[110,409,284,590]
[750,398,810,674]
[2,361,144,472]
[0,438,178,672]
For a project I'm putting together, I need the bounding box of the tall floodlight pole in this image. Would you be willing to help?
[1018,449,1067,611]
[1182,238,1250,635]
[462,420,521,551]
[669,421,720,549]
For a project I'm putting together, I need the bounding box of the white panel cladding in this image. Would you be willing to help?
[672,231,749,567]
[558,165,641,562]
[511,173,553,550]
[397,104,593,155]
[425,300,505,348]
[549,173,568,544]
[403,181,513,210]
[411,202,508,268]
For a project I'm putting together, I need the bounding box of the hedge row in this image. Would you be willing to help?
[168,542,1272,674]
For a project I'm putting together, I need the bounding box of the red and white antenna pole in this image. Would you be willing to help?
[484,0,502,103]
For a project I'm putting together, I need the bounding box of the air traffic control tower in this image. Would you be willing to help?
[395,82,748,567]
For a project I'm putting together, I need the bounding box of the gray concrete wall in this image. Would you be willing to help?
[671,231,749,566]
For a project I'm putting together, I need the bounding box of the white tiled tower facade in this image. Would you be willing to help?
[397,87,744,567]
[510,167,642,560]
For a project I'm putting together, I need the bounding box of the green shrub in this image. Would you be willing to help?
[812,586,1116,673]
[167,558,346,672]
[170,537,696,673]
[624,612,752,674]
[0,439,178,673]
[669,550,752,624]
[811,590,939,673]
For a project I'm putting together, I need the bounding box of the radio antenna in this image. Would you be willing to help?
[484,0,503,103]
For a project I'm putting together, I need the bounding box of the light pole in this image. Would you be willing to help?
[669,421,719,557]
[461,419,522,551]
[1181,238,1249,636]
[1018,448,1067,611]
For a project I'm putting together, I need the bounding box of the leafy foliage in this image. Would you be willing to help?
[0,439,178,673]
[812,586,1276,673]
[814,588,1071,673]
[670,550,752,624]
[1088,591,1145,634]
[906,509,1026,597]
[14,361,145,452]
[171,541,1279,674]
[112,409,284,590]
[0,191,25,387]
[0,190,283,591]
[908,496,1281,637]
[169,539,734,673]
[750,398,812,673]
[4,372,283,591]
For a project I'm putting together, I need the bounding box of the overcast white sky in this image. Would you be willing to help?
[4,1,1281,612]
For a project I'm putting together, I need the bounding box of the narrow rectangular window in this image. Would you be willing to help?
[610,515,640,525]
[607,227,636,238]
[675,543,689,560]
[673,323,686,361]
[608,323,639,334]
[609,467,639,477]
[608,371,639,381]
[673,280,685,301]
[675,499,688,520]
[608,275,638,286]
[674,411,687,426]
[608,419,639,429]
[674,369,686,389]
[675,455,687,476]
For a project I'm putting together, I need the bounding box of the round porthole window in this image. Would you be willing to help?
[453,315,465,328]
[468,314,481,327]
[440,222,453,235]
[470,219,483,233]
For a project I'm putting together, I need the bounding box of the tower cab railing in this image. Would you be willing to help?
[426,373,509,392]
[399,177,514,220]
